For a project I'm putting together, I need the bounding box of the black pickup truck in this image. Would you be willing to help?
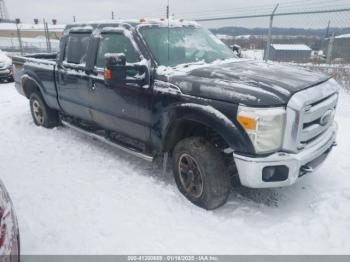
[13,19,340,210]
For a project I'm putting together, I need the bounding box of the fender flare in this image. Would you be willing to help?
[161,103,254,154]
[21,73,48,102]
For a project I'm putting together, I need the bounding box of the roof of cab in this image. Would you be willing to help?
[64,18,199,32]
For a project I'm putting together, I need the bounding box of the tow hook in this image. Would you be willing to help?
[300,165,313,174]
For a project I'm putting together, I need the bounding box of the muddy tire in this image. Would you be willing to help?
[29,92,59,128]
[173,137,231,210]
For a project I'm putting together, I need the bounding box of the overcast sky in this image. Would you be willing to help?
[5,0,350,28]
[5,0,279,22]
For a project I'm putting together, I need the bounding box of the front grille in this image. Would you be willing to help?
[299,93,337,148]
[283,80,339,153]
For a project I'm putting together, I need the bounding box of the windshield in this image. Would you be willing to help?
[139,26,236,67]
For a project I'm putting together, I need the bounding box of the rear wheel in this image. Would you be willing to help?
[172,137,231,210]
[29,92,59,128]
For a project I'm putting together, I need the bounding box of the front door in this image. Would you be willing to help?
[88,31,153,144]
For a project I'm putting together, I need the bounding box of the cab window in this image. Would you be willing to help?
[95,33,140,68]
[65,33,91,65]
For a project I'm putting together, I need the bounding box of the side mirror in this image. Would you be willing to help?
[106,53,127,67]
[232,44,242,58]
[104,53,150,89]
[105,53,127,86]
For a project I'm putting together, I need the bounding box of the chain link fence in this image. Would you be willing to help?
[0,23,64,54]
[194,1,350,89]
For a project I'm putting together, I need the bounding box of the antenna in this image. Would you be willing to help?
[167,0,170,63]
[0,0,10,21]
[166,0,169,19]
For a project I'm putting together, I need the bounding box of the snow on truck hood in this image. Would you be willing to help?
[157,59,331,106]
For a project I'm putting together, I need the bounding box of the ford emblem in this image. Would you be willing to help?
[319,109,334,126]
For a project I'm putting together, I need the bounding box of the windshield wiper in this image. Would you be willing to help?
[175,60,206,69]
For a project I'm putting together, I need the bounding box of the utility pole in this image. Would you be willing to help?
[111,11,114,20]
[320,20,330,56]
[73,16,76,22]
[327,33,335,64]
[43,19,52,53]
[325,20,331,38]
[15,18,23,55]
[265,3,279,61]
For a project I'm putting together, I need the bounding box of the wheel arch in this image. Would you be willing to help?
[21,74,46,101]
[161,103,253,154]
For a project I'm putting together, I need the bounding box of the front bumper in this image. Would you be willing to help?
[233,122,338,188]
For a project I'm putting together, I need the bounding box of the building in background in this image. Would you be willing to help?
[331,34,350,63]
[0,23,64,38]
[265,44,312,63]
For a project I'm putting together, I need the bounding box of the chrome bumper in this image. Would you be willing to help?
[233,123,338,188]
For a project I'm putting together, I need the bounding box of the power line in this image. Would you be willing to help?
[180,0,345,16]
[180,0,350,20]
[194,7,350,22]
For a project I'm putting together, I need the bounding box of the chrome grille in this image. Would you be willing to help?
[300,94,337,145]
[283,79,339,153]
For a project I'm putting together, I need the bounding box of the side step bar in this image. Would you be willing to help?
[61,120,154,162]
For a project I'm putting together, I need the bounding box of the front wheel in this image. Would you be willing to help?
[172,137,231,210]
[29,92,59,128]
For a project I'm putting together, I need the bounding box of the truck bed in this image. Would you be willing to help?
[12,52,58,65]
[12,52,60,111]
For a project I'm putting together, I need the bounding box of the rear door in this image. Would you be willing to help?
[87,30,153,144]
[56,31,93,121]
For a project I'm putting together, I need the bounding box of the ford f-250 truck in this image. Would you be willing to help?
[13,19,340,210]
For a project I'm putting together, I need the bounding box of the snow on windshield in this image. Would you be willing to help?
[139,26,236,67]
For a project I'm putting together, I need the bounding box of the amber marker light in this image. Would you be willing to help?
[237,115,256,130]
[104,68,112,81]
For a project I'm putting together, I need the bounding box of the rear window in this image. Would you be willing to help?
[65,33,91,64]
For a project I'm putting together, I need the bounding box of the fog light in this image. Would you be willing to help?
[262,166,289,182]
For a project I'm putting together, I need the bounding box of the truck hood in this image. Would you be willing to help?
[158,60,331,106]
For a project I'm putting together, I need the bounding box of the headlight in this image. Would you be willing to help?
[237,106,286,154]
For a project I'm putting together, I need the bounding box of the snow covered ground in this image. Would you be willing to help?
[0,82,350,255]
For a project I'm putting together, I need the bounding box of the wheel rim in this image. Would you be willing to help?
[32,100,44,125]
[178,154,204,198]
